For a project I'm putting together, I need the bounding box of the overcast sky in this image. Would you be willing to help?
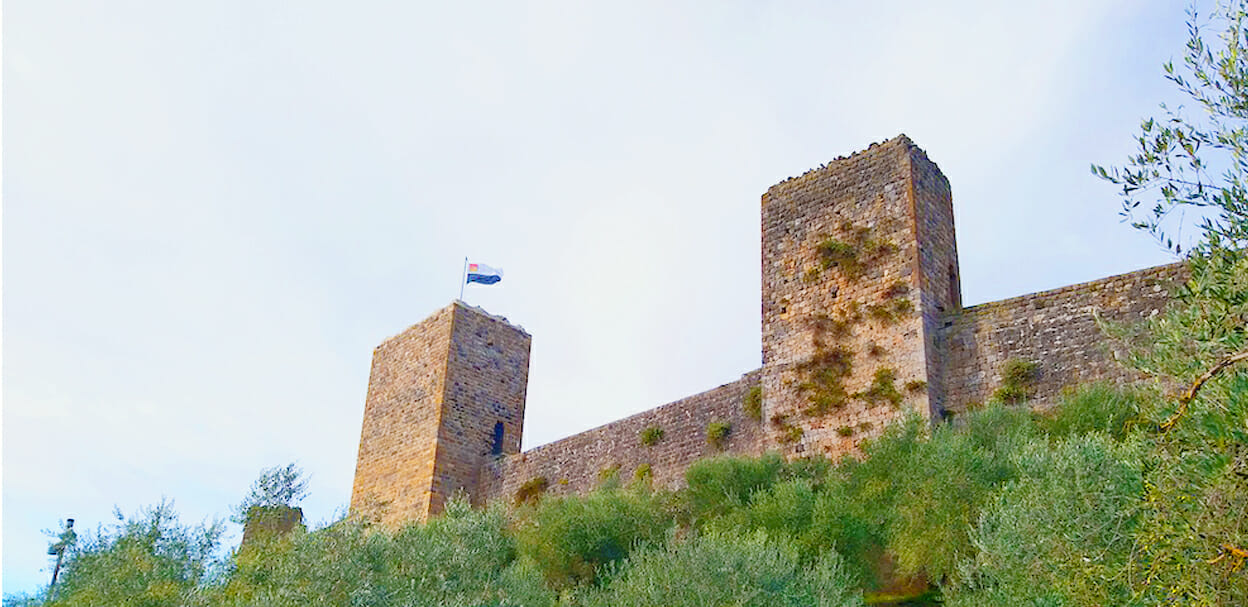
[4,0,1195,595]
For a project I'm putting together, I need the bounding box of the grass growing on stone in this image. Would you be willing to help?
[705,420,732,450]
[992,358,1039,404]
[515,476,549,506]
[640,425,665,447]
[856,367,903,408]
[743,385,763,421]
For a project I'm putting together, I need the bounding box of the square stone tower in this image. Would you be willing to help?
[350,301,530,525]
[760,135,960,458]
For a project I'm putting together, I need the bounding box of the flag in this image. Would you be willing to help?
[466,262,503,285]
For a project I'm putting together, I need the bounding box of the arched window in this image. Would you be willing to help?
[491,422,505,456]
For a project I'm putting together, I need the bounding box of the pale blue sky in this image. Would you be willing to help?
[5,0,1191,595]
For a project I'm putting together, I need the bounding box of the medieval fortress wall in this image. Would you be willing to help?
[350,135,1183,525]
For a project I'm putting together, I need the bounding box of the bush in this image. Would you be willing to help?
[632,463,652,484]
[515,476,549,506]
[1041,383,1150,441]
[587,531,862,607]
[806,478,886,590]
[45,500,222,607]
[680,453,785,526]
[991,359,1038,404]
[948,434,1144,606]
[209,499,555,607]
[855,367,903,408]
[712,479,817,546]
[886,422,1017,584]
[639,425,664,447]
[513,488,671,589]
[743,385,763,421]
[705,420,731,450]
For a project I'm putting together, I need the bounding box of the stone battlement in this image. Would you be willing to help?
[350,136,1183,525]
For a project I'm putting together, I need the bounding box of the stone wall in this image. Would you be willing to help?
[351,305,454,524]
[436,303,531,510]
[936,262,1186,413]
[909,143,962,418]
[478,370,764,504]
[760,136,944,460]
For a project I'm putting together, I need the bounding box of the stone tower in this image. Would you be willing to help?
[350,301,531,525]
[760,135,960,458]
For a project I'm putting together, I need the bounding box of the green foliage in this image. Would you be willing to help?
[514,488,671,590]
[632,463,652,484]
[817,238,861,277]
[230,463,308,524]
[597,464,621,487]
[43,500,223,607]
[1040,383,1151,440]
[990,358,1038,404]
[681,453,785,526]
[743,384,763,421]
[587,531,862,607]
[771,415,804,443]
[639,425,664,447]
[836,425,854,437]
[816,223,897,281]
[865,298,913,324]
[515,476,549,506]
[950,435,1145,606]
[855,367,903,408]
[904,379,926,393]
[798,345,855,415]
[705,420,731,450]
[211,499,556,607]
[886,409,1027,584]
[1092,2,1248,256]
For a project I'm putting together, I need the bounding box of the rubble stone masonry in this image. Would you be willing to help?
[351,135,1188,523]
[478,370,764,504]
[938,263,1186,413]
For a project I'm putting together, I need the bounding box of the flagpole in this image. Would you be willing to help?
[459,257,468,301]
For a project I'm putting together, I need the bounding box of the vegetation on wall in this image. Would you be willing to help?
[598,464,621,486]
[743,385,763,421]
[515,476,549,506]
[769,413,804,444]
[639,425,665,447]
[797,345,854,416]
[854,367,903,408]
[814,222,897,281]
[991,358,1039,404]
[705,420,731,450]
[632,463,652,484]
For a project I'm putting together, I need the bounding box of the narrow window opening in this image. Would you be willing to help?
[947,265,960,310]
[491,422,505,456]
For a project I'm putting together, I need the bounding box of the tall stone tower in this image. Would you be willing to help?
[760,135,960,458]
[350,301,531,525]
